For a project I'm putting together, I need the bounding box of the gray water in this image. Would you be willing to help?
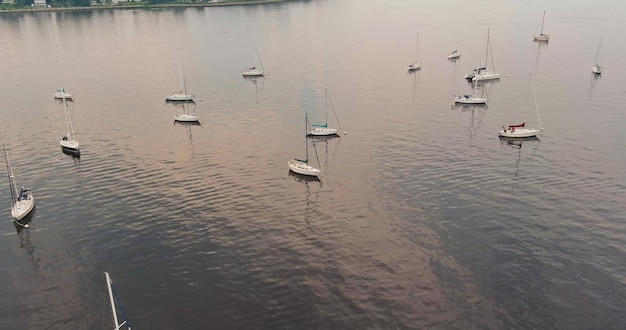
[0,0,625,329]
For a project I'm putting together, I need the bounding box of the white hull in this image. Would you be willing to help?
[54,92,73,100]
[455,96,487,104]
[499,128,542,138]
[408,63,421,71]
[308,127,338,136]
[473,71,500,81]
[166,92,195,102]
[288,159,320,178]
[592,64,602,74]
[242,69,264,77]
[534,34,550,42]
[11,192,34,221]
[174,113,200,123]
[447,51,461,59]
[60,139,80,151]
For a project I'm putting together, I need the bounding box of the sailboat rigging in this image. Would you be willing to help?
[592,38,603,75]
[105,272,132,330]
[4,143,35,227]
[408,32,422,71]
[243,43,265,77]
[533,10,550,42]
[54,63,73,100]
[60,97,80,156]
[499,74,543,138]
[289,114,321,178]
[308,88,341,136]
[174,78,201,123]
[166,59,195,102]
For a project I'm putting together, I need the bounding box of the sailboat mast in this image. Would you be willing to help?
[105,272,121,330]
[3,144,17,208]
[540,10,546,34]
[304,114,309,164]
[177,58,184,91]
[484,28,490,71]
[530,75,543,130]
[254,44,264,72]
[594,38,602,64]
[183,77,189,114]
[324,88,328,125]
[63,98,76,140]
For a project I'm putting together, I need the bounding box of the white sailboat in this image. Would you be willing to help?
[289,114,321,178]
[174,78,201,123]
[54,64,73,100]
[104,272,132,330]
[308,88,341,136]
[60,97,80,156]
[533,10,550,42]
[4,144,35,226]
[242,43,265,77]
[455,77,487,104]
[472,28,500,81]
[592,38,603,74]
[54,87,73,100]
[408,32,422,71]
[499,75,543,138]
[166,59,195,102]
[447,28,461,59]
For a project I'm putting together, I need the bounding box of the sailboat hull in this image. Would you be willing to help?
[288,160,320,177]
[174,114,200,123]
[307,127,338,136]
[473,72,500,81]
[166,93,195,102]
[242,69,264,77]
[60,140,80,153]
[11,193,35,221]
[533,34,550,42]
[447,51,461,59]
[455,96,487,104]
[592,65,602,74]
[407,63,421,71]
[54,92,73,100]
[499,128,542,138]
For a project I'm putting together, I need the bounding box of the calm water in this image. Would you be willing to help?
[1,0,625,329]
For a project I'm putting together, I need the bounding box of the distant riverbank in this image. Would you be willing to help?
[0,0,288,13]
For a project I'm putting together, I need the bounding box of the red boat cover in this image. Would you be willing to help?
[508,122,525,129]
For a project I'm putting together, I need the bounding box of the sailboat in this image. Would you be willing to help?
[54,64,73,100]
[104,272,132,330]
[4,144,35,226]
[470,28,500,81]
[455,76,487,104]
[289,114,321,178]
[447,28,461,59]
[166,59,195,102]
[408,32,422,71]
[499,75,543,138]
[54,87,73,100]
[308,88,341,136]
[533,10,550,42]
[174,78,201,123]
[592,38,603,75]
[242,43,265,77]
[60,97,80,156]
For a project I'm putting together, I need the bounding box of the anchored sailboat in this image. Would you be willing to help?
[499,75,543,138]
[408,32,422,71]
[289,114,321,178]
[4,143,35,227]
[533,10,550,42]
[592,38,603,75]
[104,272,132,330]
[455,76,487,104]
[174,78,201,123]
[308,88,341,136]
[60,97,80,156]
[243,43,265,77]
[166,59,195,102]
[472,27,500,81]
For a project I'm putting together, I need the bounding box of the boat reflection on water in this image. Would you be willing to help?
[499,136,540,177]
[288,171,322,226]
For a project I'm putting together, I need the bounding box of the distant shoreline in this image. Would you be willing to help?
[0,0,288,13]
